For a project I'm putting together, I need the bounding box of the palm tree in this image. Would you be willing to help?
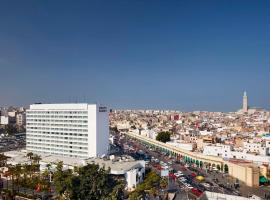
[14,164,22,192]
[0,154,9,167]
[7,165,16,192]
[46,163,52,182]
[32,154,42,165]
[26,152,34,160]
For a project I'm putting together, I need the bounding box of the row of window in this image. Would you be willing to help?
[27,111,88,114]
[26,123,88,128]
[26,138,88,145]
[27,119,88,123]
[27,136,88,141]
[27,127,88,132]
[27,132,88,137]
[27,142,88,150]
[27,146,88,155]
[27,115,88,119]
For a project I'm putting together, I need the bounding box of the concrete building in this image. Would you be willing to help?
[0,116,9,125]
[243,91,248,113]
[3,150,145,190]
[26,103,109,158]
[166,141,195,151]
[203,144,270,165]
[16,113,26,126]
[86,156,145,190]
[243,141,268,156]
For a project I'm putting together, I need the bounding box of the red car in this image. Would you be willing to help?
[191,188,202,197]
[169,173,177,180]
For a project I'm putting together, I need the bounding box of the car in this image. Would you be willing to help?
[201,183,210,188]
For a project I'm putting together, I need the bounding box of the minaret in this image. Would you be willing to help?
[243,91,248,113]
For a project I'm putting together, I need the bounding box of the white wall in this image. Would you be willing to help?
[96,105,109,157]
[126,169,137,190]
[0,116,9,125]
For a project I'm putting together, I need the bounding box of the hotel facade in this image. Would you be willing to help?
[26,103,109,158]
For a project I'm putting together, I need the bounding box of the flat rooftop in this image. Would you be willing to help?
[3,150,145,175]
[29,103,97,110]
[86,156,145,175]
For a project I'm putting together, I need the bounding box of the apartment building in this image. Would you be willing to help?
[26,103,109,159]
[16,113,26,127]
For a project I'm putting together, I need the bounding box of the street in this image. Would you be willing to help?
[113,131,270,200]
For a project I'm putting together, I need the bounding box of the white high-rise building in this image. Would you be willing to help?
[26,103,109,159]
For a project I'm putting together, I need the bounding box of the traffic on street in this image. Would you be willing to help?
[111,131,270,200]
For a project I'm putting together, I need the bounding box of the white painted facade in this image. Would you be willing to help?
[243,141,268,156]
[0,116,9,125]
[26,103,109,158]
[166,141,194,151]
[203,144,270,164]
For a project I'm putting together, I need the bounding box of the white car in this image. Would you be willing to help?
[179,178,187,182]
[202,183,210,188]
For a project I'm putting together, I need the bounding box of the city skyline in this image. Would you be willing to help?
[1,1,270,111]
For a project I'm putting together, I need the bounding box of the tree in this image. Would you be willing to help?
[5,124,17,135]
[109,181,125,200]
[53,162,124,200]
[160,178,168,189]
[32,154,41,164]
[7,165,16,192]
[156,131,171,143]
[75,164,113,200]
[14,164,22,192]
[53,161,73,197]
[0,154,9,167]
[26,152,34,160]
[128,171,162,199]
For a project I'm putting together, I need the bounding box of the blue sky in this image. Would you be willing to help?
[0,0,270,111]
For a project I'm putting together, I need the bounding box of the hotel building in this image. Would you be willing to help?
[26,103,109,158]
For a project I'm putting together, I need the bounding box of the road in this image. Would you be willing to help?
[113,132,270,200]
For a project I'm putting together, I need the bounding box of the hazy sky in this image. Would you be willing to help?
[0,0,270,111]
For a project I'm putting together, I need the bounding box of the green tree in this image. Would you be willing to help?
[156,131,171,143]
[26,152,34,161]
[5,124,17,135]
[128,170,162,199]
[0,154,9,167]
[53,161,73,197]
[32,154,41,164]
[160,178,168,188]
[109,181,125,200]
[53,162,124,200]
[75,164,113,200]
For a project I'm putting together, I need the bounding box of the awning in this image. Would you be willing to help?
[259,176,268,183]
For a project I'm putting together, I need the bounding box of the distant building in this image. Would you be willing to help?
[0,116,9,125]
[26,103,109,158]
[16,113,26,126]
[243,91,248,113]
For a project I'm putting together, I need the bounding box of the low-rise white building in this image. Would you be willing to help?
[166,141,195,151]
[0,116,9,125]
[203,144,270,165]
